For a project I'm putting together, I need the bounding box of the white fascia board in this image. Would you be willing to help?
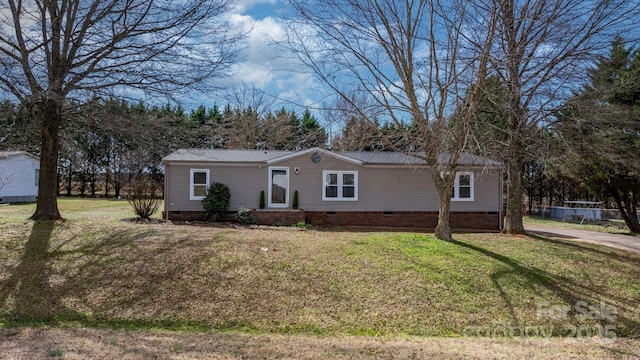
[266,147,364,166]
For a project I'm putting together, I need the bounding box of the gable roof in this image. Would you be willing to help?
[266,147,364,165]
[162,149,292,163]
[0,151,39,161]
[162,147,502,167]
[342,151,426,165]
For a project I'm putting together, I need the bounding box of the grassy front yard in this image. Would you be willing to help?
[524,214,633,234]
[1,198,638,342]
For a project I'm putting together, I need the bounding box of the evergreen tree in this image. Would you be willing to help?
[555,37,640,233]
[299,110,328,148]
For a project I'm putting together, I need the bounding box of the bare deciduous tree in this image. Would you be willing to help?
[488,0,640,234]
[224,82,276,118]
[284,0,498,240]
[0,0,243,219]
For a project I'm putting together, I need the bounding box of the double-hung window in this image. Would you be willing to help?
[452,172,474,201]
[190,169,210,200]
[323,170,358,201]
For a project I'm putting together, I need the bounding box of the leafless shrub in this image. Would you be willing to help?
[126,178,162,220]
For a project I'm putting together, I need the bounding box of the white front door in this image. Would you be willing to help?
[268,166,289,208]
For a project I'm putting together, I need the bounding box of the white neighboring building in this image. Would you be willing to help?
[0,151,39,203]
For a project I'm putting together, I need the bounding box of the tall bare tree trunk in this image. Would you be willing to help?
[433,170,455,241]
[503,98,526,234]
[504,158,525,234]
[501,0,526,234]
[2,1,242,220]
[610,187,640,234]
[30,100,62,220]
[435,189,453,241]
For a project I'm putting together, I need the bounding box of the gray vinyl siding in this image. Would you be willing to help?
[450,170,502,212]
[165,164,267,212]
[276,156,501,212]
[164,153,502,212]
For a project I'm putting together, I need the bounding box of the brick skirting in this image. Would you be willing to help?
[252,209,305,226]
[163,210,205,221]
[163,209,501,230]
[163,209,306,226]
[305,211,501,230]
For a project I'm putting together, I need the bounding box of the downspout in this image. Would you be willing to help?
[164,163,169,220]
[499,167,504,231]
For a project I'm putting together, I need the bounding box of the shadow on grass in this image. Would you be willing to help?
[0,221,77,322]
[526,232,639,263]
[525,230,577,240]
[449,237,640,337]
[0,222,225,331]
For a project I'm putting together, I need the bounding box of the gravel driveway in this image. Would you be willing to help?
[525,225,640,254]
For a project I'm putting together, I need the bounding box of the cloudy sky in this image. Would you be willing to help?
[188,0,326,114]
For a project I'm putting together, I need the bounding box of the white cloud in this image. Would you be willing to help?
[228,14,287,88]
[215,9,327,111]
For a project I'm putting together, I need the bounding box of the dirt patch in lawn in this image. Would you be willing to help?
[2,327,639,360]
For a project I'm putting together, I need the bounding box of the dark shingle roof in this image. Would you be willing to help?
[162,147,502,167]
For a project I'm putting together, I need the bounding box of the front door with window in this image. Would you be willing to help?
[268,166,289,208]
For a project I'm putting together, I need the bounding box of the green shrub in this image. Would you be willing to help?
[202,182,231,221]
[293,190,299,209]
[259,190,265,209]
[236,207,254,225]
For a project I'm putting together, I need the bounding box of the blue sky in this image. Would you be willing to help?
[243,0,278,19]
[186,0,326,115]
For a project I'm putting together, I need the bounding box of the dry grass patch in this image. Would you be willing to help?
[0,198,639,342]
[2,327,639,359]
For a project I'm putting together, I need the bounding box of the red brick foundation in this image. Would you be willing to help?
[449,211,502,230]
[163,210,204,221]
[252,209,305,226]
[163,209,501,230]
[305,211,501,230]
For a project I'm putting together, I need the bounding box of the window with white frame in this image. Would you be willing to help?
[190,169,210,200]
[323,170,358,201]
[452,172,474,201]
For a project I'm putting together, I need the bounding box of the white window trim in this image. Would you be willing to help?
[268,166,289,208]
[452,171,474,201]
[189,168,210,200]
[322,170,358,201]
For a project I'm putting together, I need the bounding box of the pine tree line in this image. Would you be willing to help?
[0,99,326,197]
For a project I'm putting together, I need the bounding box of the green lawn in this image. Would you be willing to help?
[0,198,639,339]
[524,214,633,234]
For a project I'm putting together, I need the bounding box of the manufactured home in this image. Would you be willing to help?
[162,147,503,230]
